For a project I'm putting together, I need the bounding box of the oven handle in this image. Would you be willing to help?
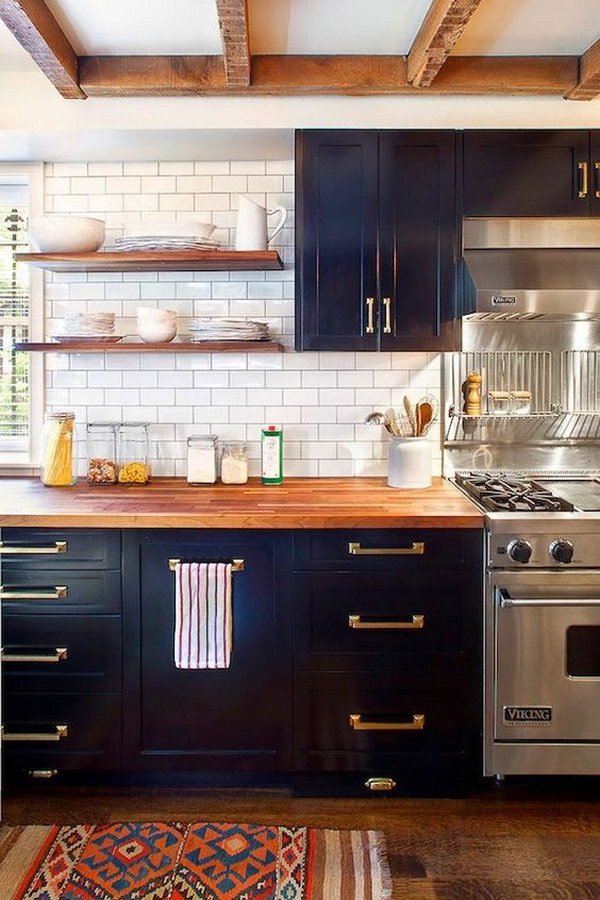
[498,588,600,608]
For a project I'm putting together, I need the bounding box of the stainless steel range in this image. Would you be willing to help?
[456,470,600,777]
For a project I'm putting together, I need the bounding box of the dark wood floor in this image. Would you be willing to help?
[4,781,600,899]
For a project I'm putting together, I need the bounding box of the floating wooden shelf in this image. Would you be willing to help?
[15,340,285,353]
[14,249,284,273]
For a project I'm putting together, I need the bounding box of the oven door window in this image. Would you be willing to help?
[566,626,600,677]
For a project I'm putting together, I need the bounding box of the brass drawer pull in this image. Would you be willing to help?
[348,541,425,556]
[349,714,425,731]
[29,769,59,779]
[365,297,375,334]
[579,160,589,199]
[1,647,68,663]
[595,161,600,198]
[0,540,67,555]
[168,558,244,573]
[349,614,424,630]
[365,777,397,792]
[1,724,68,742]
[383,297,392,334]
[0,586,67,601]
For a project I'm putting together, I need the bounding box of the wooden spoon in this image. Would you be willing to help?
[416,400,434,437]
[403,396,416,436]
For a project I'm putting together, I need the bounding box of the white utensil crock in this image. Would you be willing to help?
[234,195,287,251]
[387,437,432,489]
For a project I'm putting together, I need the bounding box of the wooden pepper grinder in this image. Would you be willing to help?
[463,372,482,416]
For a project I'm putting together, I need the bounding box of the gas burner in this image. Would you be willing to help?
[455,471,575,513]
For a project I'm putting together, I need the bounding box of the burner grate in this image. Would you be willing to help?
[455,471,576,513]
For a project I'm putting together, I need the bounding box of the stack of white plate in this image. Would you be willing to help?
[113,236,220,251]
[187,319,270,342]
[113,221,220,252]
[55,312,121,343]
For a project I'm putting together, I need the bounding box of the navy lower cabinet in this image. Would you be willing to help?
[2,526,483,795]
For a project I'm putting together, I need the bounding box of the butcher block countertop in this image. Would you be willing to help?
[0,477,482,529]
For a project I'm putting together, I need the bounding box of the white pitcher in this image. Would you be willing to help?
[235,196,287,251]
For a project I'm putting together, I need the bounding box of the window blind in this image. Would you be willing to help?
[0,197,29,451]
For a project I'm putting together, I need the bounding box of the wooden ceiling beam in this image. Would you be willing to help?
[408,0,484,88]
[79,54,577,98]
[565,38,600,100]
[215,0,250,87]
[0,0,85,98]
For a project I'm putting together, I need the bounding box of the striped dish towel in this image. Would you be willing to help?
[174,562,232,669]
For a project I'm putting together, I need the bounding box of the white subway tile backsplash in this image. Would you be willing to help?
[44,156,442,477]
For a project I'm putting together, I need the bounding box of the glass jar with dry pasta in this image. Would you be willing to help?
[40,411,76,486]
[117,423,151,484]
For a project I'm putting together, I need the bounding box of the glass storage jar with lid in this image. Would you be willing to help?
[187,435,218,484]
[86,423,117,484]
[117,423,151,484]
[40,411,76,486]
[220,441,248,484]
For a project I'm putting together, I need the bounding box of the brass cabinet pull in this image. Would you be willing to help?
[29,769,59,779]
[383,297,392,334]
[365,777,397,792]
[350,714,425,731]
[595,161,600,198]
[348,614,424,630]
[0,540,67,555]
[348,541,425,556]
[168,558,244,573]
[579,161,589,198]
[365,297,375,334]
[1,724,68,742]
[0,586,67,601]
[1,647,67,664]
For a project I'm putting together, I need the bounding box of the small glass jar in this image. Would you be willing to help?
[187,435,217,484]
[510,390,532,416]
[40,411,76,486]
[86,423,117,485]
[220,441,248,484]
[488,391,511,416]
[117,423,151,484]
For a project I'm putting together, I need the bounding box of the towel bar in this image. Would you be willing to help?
[168,558,245,573]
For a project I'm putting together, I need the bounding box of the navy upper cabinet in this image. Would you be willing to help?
[295,129,461,352]
[464,130,594,217]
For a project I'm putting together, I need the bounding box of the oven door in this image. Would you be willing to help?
[490,570,600,742]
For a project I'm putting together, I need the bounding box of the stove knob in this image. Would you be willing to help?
[507,539,532,564]
[549,539,574,565]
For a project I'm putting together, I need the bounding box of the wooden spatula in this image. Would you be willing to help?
[415,400,434,436]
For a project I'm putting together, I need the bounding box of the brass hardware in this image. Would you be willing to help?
[168,558,245,573]
[349,714,425,731]
[365,297,375,334]
[578,161,589,198]
[595,161,600,198]
[28,769,58,779]
[0,540,67,555]
[0,586,67,601]
[365,777,397,792]
[348,614,424,630]
[1,647,67,664]
[1,724,68,742]
[348,541,425,556]
[383,297,392,334]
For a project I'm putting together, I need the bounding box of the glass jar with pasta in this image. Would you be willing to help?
[117,423,151,484]
[40,411,76,486]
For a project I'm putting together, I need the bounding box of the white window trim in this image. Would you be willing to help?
[0,162,44,470]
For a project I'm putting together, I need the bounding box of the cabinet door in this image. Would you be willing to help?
[136,531,291,771]
[464,130,591,216]
[295,130,379,351]
[379,131,459,351]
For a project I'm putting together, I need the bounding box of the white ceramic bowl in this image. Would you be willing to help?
[29,216,105,253]
[137,307,177,320]
[137,321,178,343]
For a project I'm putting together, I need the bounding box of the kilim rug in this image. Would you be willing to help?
[0,821,392,900]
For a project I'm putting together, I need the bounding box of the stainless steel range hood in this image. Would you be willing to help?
[463,219,600,318]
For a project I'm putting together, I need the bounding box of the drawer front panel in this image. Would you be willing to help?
[294,572,478,670]
[295,672,479,770]
[2,693,121,770]
[0,528,120,570]
[293,530,480,571]
[0,570,121,614]
[2,616,121,692]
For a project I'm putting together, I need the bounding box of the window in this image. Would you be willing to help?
[0,164,43,466]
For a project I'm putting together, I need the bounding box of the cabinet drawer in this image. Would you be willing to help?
[293,530,481,571]
[0,570,120,614]
[0,528,120,570]
[2,615,121,692]
[294,572,479,671]
[2,693,121,771]
[294,672,479,771]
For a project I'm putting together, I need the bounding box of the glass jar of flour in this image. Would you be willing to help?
[220,441,248,484]
[187,435,218,484]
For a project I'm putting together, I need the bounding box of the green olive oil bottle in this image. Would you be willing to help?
[261,425,283,485]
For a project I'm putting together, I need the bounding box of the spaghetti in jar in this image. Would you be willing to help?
[40,411,76,486]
